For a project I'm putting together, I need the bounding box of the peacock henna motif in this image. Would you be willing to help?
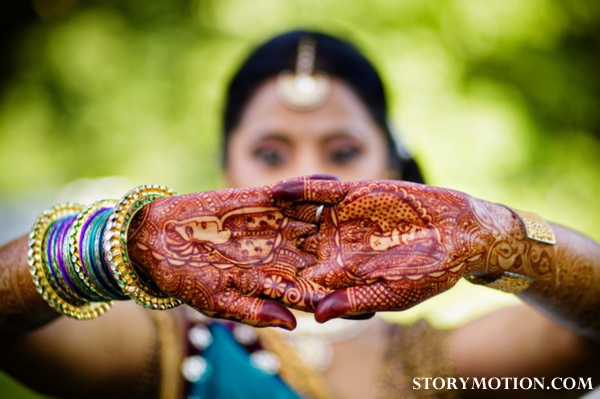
[273,176,566,322]
[127,185,329,330]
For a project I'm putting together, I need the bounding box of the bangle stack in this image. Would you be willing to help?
[104,185,182,310]
[28,185,180,320]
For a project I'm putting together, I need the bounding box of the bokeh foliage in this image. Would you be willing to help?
[0,0,598,235]
[1,0,599,397]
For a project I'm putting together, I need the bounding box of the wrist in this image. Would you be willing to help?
[464,203,556,294]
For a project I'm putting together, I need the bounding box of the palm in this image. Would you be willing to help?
[128,185,328,329]
[274,176,501,321]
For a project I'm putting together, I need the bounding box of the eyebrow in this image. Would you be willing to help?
[251,129,364,146]
[320,131,364,145]
[252,133,293,145]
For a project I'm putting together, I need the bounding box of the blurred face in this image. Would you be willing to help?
[226,77,395,188]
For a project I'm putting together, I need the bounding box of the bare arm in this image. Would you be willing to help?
[517,223,600,338]
[273,177,600,336]
[449,222,600,398]
[0,236,170,399]
[272,176,600,395]
[0,183,324,398]
[0,236,58,337]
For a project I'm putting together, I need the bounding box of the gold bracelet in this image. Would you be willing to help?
[503,205,556,244]
[465,207,554,294]
[28,203,113,319]
[465,272,535,294]
[104,184,182,310]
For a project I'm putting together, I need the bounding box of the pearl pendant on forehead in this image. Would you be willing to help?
[276,36,331,111]
[277,72,331,110]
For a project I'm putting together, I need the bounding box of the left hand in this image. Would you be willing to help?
[274,176,513,322]
[127,183,331,329]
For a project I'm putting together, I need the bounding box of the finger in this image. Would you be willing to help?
[276,174,340,184]
[315,282,424,322]
[314,290,352,323]
[281,203,324,223]
[255,301,297,330]
[307,174,340,181]
[295,232,323,255]
[283,276,330,312]
[299,260,355,288]
[284,219,319,239]
[198,292,297,330]
[342,313,376,320]
[273,176,348,204]
[258,272,330,312]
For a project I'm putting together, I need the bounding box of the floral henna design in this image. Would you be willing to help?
[127,185,329,330]
[273,177,559,322]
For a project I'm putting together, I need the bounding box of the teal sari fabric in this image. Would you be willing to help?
[187,323,302,399]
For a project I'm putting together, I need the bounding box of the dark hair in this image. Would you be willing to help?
[222,29,425,184]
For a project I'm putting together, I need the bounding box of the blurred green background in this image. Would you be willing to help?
[1,0,599,397]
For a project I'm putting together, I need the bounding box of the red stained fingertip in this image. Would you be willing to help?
[257,301,297,330]
[307,174,340,181]
[272,180,307,202]
[272,175,340,202]
[314,290,352,323]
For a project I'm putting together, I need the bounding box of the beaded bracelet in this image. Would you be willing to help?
[28,203,113,319]
[104,184,182,310]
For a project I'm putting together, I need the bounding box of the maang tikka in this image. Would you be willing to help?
[277,36,331,110]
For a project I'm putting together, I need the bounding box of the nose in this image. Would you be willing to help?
[293,146,326,177]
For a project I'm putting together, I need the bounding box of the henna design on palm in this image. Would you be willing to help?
[127,185,330,330]
[274,176,516,322]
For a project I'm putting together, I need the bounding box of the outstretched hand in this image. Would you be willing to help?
[274,176,511,322]
[127,184,332,330]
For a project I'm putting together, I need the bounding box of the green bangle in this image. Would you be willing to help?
[28,203,113,319]
[69,199,119,301]
[104,185,182,310]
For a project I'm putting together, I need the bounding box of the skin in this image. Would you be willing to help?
[227,78,600,398]
[127,185,328,330]
[225,78,395,187]
[0,74,599,399]
[273,177,600,337]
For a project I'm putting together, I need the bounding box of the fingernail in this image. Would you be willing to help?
[315,291,351,323]
[259,301,297,330]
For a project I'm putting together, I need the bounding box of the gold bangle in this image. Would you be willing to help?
[465,272,535,294]
[28,203,113,319]
[104,185,182,310]
[503,206,556,244]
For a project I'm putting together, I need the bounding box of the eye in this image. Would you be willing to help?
[329,145,362,165]
[253,147,285,167]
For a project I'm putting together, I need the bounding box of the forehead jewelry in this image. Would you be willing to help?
[277,36,331,110]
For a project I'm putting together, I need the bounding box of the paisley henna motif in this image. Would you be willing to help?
[273,176,595,326]
[127,185,329,330]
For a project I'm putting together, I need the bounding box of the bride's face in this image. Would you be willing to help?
[225,77,394,188]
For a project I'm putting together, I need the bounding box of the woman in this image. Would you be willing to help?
[0,30,599,399]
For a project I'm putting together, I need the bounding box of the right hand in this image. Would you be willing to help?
[273,176,509,322]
